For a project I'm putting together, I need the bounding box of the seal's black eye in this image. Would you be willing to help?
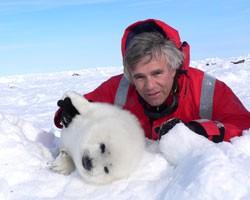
[100,143,105,154]
[104,166,109,174]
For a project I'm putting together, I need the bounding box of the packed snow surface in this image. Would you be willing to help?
[0,55,250,200]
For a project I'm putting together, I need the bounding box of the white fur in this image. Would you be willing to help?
[52,91,145,184]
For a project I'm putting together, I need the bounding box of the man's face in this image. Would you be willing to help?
[131,55,176,106]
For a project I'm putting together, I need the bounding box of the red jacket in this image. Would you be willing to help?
[54,19,250,141]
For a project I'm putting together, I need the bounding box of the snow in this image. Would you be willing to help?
[159,123,250,199]
[0,55,250,200]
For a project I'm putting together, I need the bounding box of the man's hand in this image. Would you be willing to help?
[155,118,224,143]
[57,97,80,128]
[155,118,183,140]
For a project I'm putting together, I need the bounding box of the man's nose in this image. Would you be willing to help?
[145,77,154,89]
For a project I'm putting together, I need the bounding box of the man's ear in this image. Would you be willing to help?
[171,69,177,78]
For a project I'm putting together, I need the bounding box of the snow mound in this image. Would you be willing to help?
[1,113,250,200]
[159,123,250,199]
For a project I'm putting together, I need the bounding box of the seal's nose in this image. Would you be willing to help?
[82,155,93,171]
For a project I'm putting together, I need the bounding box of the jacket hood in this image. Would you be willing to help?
[121,19,190,71]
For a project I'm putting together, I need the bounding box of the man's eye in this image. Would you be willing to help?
[153,71,163,76]
[136,76,144,79]
[134,75,144,80]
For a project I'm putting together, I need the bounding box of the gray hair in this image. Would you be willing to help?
[123,32,184,83]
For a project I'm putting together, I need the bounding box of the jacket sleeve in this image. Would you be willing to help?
[83,75,122,104]
[53,74,123,129]
[186,119,225,143]
[54,107,63,129]
[189,79,250,142]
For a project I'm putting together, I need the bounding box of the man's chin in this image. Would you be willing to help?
[146,99,164,107]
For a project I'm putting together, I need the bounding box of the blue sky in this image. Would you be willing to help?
[0,0,249,76]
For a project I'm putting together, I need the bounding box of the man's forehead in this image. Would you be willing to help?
[132,63,168,77]
[133,55,167,70]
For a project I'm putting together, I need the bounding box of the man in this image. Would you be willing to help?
[54,19,250,142]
